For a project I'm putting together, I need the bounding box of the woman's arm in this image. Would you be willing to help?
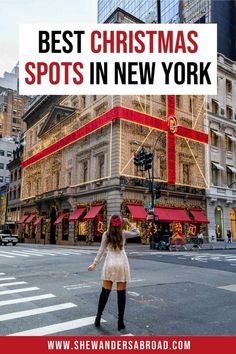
[122,218,140,239]
[93,231,108,265]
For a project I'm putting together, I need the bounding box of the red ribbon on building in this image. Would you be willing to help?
[22,96,208,184]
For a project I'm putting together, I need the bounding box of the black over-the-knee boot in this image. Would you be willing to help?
[94,287,111,327]
[117,289,126,330]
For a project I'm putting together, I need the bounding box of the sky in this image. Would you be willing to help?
[0,0,98,76]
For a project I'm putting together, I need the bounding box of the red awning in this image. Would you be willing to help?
[127,204,147,220]
[190,209,210,224]
[83,205,103,220]
[69,208,85,222]
[54,213,67,225]
[154,207,191,223]
[25,213,36,224]
[17,215,29,224]
[33,216,44,226]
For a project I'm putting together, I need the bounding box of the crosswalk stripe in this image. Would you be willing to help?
[16,250,57,256]
[0,253,14,258]
[10,316,106,336]
[0,251,29,257]
[0,287,39,295]
[0,273,5,275]
[0,302,77,321]
[0,293,56,307]
[12,251,44,257]
[0,281,27,288]
[218,284,236,292]
[0,277,16,281]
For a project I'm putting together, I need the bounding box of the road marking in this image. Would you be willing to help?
[0,281,27,288]
[17,250,57,256]
[1,251,30,257]
[230,264,236,267]
[121,333,134,336]
[13,251,44,257]
[10,316,106,336]
[130,278,144,283]
[0,273,5,275]
[218,284,236,292]
[0,303,76,321]
[177,257,186,260]
[0,253,14,258]
[0,293,56,307]
[128,291,140,297]
[0,277,16,281]
[0,287,39,296]
[224,259,236,262]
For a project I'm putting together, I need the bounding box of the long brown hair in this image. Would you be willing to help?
[106,214,123,250]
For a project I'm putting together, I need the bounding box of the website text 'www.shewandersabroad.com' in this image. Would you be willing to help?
[47,338,191,351]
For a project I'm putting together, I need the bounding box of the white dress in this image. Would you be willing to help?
[93,226,140,282]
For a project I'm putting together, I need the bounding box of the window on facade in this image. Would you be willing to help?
[176,95,181,108]
[189,97,193,112]
[14,170,17,181]
[210,130,218,147]
[28,182,31,195]
[18,186,21,199]
[97,155,105,179]
[62,215,69,241]
[212,100,219,114]
[227,167,233,187]
[36,180,39,195]
[83,161,88,183]
[161,95,166,104]
[211,163,219,185]
[67,171,72,185]
[93,95,97,101]
[5,176,9,183]
[225,135,233,152]
[12,127,17,133]
[10,172,13,182]
[7,151,12,157]
[226,79,232,94]
[13,189,16,200]
[81,96,86,109]
[183,164,190,185]
[226,106,233,119]
[55,171,60,189]
[0,163,4,169]
[19,168,21,179]
[0,176,3,183]
[0,150,4,156]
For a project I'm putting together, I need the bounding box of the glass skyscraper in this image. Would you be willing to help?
[98,0,158,23]
[98,0,236,61]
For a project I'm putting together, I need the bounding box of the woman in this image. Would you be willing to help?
[88,214,140,330]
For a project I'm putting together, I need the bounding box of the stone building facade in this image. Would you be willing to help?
[207,53,236,242]
[0,86,30,139]
[19,93,209,245]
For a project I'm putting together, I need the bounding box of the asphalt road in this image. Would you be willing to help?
[0,243,236,336]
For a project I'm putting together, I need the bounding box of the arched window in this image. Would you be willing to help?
[215,206,224,240]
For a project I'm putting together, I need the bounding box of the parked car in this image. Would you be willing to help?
[0,230,18,246]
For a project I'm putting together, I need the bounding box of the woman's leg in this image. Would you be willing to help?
[95,280,113,327]
[117,282,126,330]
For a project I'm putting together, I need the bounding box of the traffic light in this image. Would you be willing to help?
[144,152,153,171]
[134,153,141,166]
[139,147,146,166]
[133,146,147,168]
[154,184,161,199]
